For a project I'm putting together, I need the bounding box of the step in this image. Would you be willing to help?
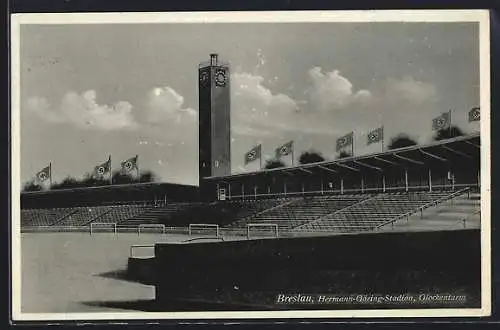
[444,200,480,207]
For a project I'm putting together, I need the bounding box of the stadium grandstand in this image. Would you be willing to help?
[21,133,480,236]
[203,133,479,200]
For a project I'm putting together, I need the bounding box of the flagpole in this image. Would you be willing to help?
[449,109,452,137]
[109,155,112,185]
[259,147,262,170]
[136,155,139,179]
[381,126,384,152]
[49,162,52,190]
[351,131,354,157]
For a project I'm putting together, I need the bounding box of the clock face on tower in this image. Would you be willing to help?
[199,70,209,86]
[214,68,227,87]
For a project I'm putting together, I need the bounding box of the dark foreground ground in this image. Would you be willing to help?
[20,231,481,313]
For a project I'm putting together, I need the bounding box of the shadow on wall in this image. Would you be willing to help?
[81,298,273,312]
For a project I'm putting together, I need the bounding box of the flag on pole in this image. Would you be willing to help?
[121,155,138,173]
[36,165,51,182]
[275,141,293,158]
[468,107,480,122]
[367,127,384,145]
[432,112,451,131]
[336,132,354,152]
[94,156,111,177]
[244,145,261,165]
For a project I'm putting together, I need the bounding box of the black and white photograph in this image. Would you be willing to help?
[10,10,491,320]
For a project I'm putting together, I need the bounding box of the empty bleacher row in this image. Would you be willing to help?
[119,203,194,228]
[90,205,150,225]
[21,189,472,234]
[295,191,455,233]
[227,194,368,230]
[53,206,113,227]
[21,204,150,227]
[20,199,285,229]
[163,199,286,226]
[21,208,76,227]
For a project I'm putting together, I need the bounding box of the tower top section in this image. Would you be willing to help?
[199,53,229,68]
[210,53,218,66]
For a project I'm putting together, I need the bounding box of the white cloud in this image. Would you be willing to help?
[231,70,376,138]
[381,76,437,104]
[61,90,138,130]
[231,72,299,136]
[373,76,439,144]
[146,86,197,123]
[306,67,371,112]
[304,67,436,116]
[25,97,62,123]
[230,68,440,174]
[143,86,198,172]
[26,90,139,131]
[230,69,438,142]
[233,72,297,112]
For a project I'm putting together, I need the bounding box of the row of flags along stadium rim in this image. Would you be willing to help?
[34,107,480,181]
[432,107,480,130]
[35,155,139,185]
[35,164,51,183]
[94,155,139,178]
[244,107,480,167]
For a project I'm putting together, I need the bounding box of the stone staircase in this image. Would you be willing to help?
[391,192,480,231]
[118,203,192,228]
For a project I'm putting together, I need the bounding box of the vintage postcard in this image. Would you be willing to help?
[10,10,491,321]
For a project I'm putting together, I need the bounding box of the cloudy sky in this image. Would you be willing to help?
[19,22,480,186]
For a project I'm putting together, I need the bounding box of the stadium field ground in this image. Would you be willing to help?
[20,232,183,313]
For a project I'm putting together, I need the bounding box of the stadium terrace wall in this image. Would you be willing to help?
[20,182,200,209]
[153,229,481,309]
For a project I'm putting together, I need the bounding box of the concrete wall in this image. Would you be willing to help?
[154,229,481,307]
[21,182,200,209]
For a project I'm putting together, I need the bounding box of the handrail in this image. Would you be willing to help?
[292,194,375,230]
[82,208,113,227]
[182,237,225,243]
[458,209,481,228]
[237,199,298,224]
[227,184,479,201]
[117,206,152,225]
[419,187,471,212]
[375,187,471,230]
[49,209,79,226]
[22,199,197,210]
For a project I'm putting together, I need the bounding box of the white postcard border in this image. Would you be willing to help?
[10,9,491,321]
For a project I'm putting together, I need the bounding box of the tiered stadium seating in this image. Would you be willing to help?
[20,190,472,235]
[140,199,287,227]
[228,194,368,230]
[54,206,114,226]
[22,204,155,228]
[118,203,193,228]
[225,199,287,221]
[91,204,151,225]
[296,191,453,233]
[206,199,287,224]
[21,208,76,227]
[392,191,481,231]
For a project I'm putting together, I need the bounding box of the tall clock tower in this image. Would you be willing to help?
[198,53,231,183]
